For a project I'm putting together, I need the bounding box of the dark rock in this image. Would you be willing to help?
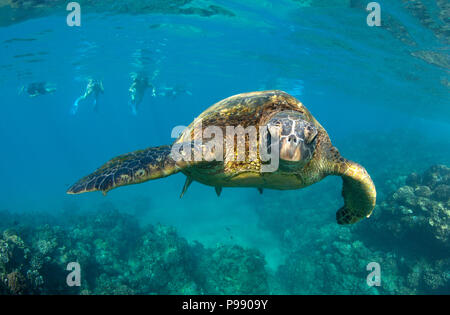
[422,165,450,189]
[415,185,432,197]
[433,185,450,202]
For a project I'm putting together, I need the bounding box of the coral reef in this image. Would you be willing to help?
[276,220,450,294]
[276,224,415,294]
[0,208,269,295]
[0,229,47,294]
[365,165,449,252]
[255,160,449,294]
[197,244,269,294]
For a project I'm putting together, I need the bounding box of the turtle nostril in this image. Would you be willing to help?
[288,135,296,143]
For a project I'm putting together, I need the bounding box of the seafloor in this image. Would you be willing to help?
[1,129,449,295]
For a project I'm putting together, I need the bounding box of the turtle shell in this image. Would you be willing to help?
[175,90,324,144]
[172,90,332,189]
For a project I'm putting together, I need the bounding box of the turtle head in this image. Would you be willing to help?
[266,110,318,164]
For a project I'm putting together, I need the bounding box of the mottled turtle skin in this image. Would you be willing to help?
[68,90,376,224]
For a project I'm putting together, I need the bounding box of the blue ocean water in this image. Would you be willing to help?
[0,0,449,294]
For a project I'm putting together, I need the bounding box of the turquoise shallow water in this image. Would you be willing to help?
[0,0,449,294]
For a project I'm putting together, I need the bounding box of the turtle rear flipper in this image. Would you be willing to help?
[67,145,180,195]
[330,158,376,225]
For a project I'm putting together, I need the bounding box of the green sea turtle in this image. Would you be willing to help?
[67,90,376,224]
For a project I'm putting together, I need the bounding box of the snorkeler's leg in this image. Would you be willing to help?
[130,103,138,115]
[93,97,98,112]
[71,97,81,115]
[129,92,136,115]
[71,94,86,115]
[129,99,138,115]
[45,87,57,94]
[129,86,138,115]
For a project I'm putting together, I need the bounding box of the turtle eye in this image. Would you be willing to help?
[271,120,282,128]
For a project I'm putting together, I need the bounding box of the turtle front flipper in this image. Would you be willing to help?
[67,145,180,195]
[329,157,376,225]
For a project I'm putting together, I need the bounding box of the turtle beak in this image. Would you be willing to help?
[280,135,302,161]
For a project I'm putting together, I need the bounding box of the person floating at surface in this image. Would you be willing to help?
[71,78,104,115]
[128,72,155,115]
[20,82,56,97]
[157,85,192,98]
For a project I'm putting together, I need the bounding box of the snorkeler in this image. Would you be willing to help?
[128,73,156,115]
[20,82,56,97]
[71,78,104,115]
[157,86,192,98]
